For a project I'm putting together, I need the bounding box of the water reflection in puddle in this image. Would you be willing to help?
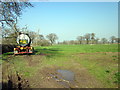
[50,69,75,88]
[57,70,74,81]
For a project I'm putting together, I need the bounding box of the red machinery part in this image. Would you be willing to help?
[14,46,33,55]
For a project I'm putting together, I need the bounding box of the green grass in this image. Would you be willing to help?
[34,44,118,87]
[0,54,2,64]
[2,44,119,88]
[35,44,118,55]
[74,56,118,87]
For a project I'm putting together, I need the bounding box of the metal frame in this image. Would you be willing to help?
[14,46,33,55]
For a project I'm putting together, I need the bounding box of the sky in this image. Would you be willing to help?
[28,0,119,2]
[18,2,118,42]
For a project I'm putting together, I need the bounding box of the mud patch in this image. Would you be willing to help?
[50,69,75,88]
[24,55,43,66]
[2,71,30,89]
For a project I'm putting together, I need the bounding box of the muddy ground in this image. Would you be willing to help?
[2,52,119,89]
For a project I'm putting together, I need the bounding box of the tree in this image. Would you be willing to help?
[46,33,58,45]
[101,38,108,44]
[91,33,95,44]
[62,40,69,45]
[118,38,120,43]
[110,36,116,44]
[69,40,75,45]
[95,38,99,44]
[76,36,83,44]
[1,1,33,45]
[0,1,33,27]
[37,35,51,46]
[84,33,91,44]
[37,39,50,46]
[29,32,37,41]
[2,28,19,44]
[39,35,45,40]
[115,38,120,43]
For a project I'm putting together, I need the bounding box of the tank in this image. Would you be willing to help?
[17,33,31,46]
[14,32,34,55]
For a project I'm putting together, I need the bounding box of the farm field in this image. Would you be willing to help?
[2,44,119,88]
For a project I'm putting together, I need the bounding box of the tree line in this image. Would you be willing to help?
[2,27,119,46]
[59,33,119,45]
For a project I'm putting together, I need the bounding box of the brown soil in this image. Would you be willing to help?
[2,69,30,89]
[2,52,118,88]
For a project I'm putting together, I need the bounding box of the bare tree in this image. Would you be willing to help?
[37,35,51,46]
[95,38,99,44]
[118,38,120,43]
[28,31,37,43]
[2,27,19,44]
[101,38,108,44]
[84,33,91,44]
[39,35,45,40]
[1,1,33,45]
[76,36,83,44]
[115,38,120,43]
[46,33,58,45]
[110,36,116,44]
[0,1,33,27]
[91,33,95,44]
[62,40,69,45]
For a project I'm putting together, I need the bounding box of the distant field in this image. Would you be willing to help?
[35,44,118,54]
[2,44,119,88]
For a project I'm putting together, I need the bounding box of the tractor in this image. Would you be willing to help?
[14,32,34,55]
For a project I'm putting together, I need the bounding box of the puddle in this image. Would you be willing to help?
[50,69,75,88]
[57,70,74,82]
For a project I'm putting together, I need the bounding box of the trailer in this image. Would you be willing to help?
[14,32,34,55]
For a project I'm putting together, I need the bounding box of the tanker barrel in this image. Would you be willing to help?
[17,33,31,47]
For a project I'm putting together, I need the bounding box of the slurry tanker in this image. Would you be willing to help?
[14,32,34,55]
